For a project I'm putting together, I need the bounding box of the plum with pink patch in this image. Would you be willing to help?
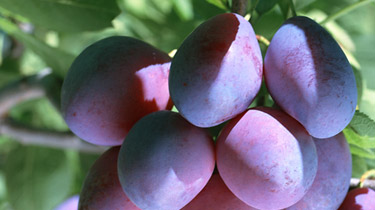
[216,107,318,210]
[286,132,352,209]
[169,13,262,128]
[339,188,375,210]
[117,111,215,210]
[182,173,256,210]
[264,16,357,139]
[78,147,140,210]
[61,36,172,146]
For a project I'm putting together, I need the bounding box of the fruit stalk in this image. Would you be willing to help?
[231,0,248,16]
[350,178,375,190]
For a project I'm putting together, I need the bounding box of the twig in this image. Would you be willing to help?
[350,178,375,190]
[0,118,107,153]
[0,70,106,154]
[256,34,270,46]
[320,0,375,25]
[0,78,45,118]
[231,0,248,16]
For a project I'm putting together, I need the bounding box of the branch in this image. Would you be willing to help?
[0,70,106,154]
[231,0,248,16]
[350,178,375,190]
[320,0,375,25]
[0,77,45,118]
[0,118,107,153]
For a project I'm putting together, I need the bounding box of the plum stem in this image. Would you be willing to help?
[350,177,375,190]
[320,0,375,25]
[231,0,248,16]
[256,34,270,46]
[289,0,297,17]
[359,170,375,188]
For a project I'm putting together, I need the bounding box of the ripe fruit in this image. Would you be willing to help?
[54,195,79,210]
[117,111,215,210]
[169,13,262,128]
[339,188,375,210]
[264,16,357,139]
[181,173,256,210]
[216,107,318,210]
[78,147,140,210]
[61,36,172,146]
[286,132,352,209]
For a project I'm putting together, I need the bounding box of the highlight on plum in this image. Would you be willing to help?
[264,16,357,139]
[117,111,215,210]
[216,107,318,209]
[169,13,263,128]
[61,36,172,146]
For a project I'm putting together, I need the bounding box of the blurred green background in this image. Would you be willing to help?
[0,0,374,209]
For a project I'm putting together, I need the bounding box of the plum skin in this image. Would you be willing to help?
[78,147,140,210]
[286,132,352,210]
[216,107,318,210]
[54,195,79,210]
[61,36,172,146]
[169,13,262,128]
[117,111,215,210]
[264,16,357,139]
[339,188,375,210]
[181,173,256,210]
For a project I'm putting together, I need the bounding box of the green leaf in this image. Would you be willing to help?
[10,98,68,132]
[0,0,120,32]
[173,0,194,21]
[0,70,20,89]
[0,173,6,202]
[344,128,375,149]
[5,146,74,210]
[71,152,101,194]
[0,18,74,77]
[256,0,278,15]
[351,154,368,178]
[294,0,316,10]
[349,143,375,159]
[352,66,363,104]
[349,111,375,137]
[20,49,48,75]
[206,0,228,10]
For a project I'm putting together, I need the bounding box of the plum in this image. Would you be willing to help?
[264,16,357,139]
[286,132,352,209]
[54,195,79,210]
[216,107,318,210]
[169,13,262,128]
[339,187,375,210]
[117,111,215,210]
[181,173,256,210]
[61,36,172,146]
[78,147,140,210]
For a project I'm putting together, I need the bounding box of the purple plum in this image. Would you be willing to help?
[78,147,140,210]
[61,36,172,146]
[169,13,262,128]
[286,132,352,209]
[118,111,215,210]
[216,107,318,209]
[264,16,357,139]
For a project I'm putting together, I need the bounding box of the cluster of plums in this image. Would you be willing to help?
[60,12,370,210]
